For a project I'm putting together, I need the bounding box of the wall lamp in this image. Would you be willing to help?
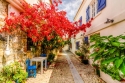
[104,18,114,24]
[5,35,11,56]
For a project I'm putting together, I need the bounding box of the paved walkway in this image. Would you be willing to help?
[65,53,84,83]
[49,51,105,83]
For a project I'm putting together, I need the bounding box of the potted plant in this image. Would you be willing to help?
[92,63,100,77]
[79,38,90,64]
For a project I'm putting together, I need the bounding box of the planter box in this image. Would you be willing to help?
[100,71,121,83]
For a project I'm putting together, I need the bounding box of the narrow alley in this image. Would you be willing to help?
[48,51,105,83]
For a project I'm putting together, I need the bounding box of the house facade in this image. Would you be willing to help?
[72,0,125,83]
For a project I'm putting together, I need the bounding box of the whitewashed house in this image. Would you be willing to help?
[71,0,125,83]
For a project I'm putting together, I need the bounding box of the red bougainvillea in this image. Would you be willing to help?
[1,0,93,42]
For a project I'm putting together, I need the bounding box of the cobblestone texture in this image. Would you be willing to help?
[68,52,105,83]
[49,55,74,83]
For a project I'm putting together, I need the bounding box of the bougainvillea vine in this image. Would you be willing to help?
[1,0,93,42]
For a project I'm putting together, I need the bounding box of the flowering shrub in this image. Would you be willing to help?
[1,0,93,42]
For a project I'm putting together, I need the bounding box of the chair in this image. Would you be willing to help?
[25,59,36,78]
[40,54,47,68]
[40,54,47,57]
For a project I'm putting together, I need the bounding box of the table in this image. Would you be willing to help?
[30,57,47,74]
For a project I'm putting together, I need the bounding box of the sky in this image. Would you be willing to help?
[58,0,83,22]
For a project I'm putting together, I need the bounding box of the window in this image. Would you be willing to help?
[91,0,98,18]
[76,41,80,50]
[84,36,89,44]
[97,0,106,12]
[90,0,106,18]
[86,6,90,22]
[79,16,82,26]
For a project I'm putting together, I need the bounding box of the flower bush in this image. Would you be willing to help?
[1,0,93,42]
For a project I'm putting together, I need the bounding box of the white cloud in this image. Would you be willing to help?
[58,0,82,22]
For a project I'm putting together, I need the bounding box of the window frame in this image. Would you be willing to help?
[76,41,80,50]
[90,0,98,18]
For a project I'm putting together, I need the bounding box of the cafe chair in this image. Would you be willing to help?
[40,54,47,57]
[25,59,37,78]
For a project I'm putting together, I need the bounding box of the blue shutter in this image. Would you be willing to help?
[79,16,82,26]
[97,0,106,12]
[76,41,80,50]
[86,6,90,22]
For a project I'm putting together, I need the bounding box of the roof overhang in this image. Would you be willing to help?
[6,0,53,12]
[6,0,26,12]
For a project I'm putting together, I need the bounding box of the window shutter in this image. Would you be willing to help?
[76,41,80,50]
[97,0,106,12]
[79,16,82,26]
[86,6,90,22]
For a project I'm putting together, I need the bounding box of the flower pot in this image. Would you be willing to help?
[82,59,89,64]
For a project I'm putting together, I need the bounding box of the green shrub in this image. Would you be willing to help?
[0,62,28,83]
[47,53,55,63]
[75,51,83,56]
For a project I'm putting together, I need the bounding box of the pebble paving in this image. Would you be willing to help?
[49,54,74,83]
[49,51,106,83]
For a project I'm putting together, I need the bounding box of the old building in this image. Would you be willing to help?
[71,0,125,83]
[0,0,51,70]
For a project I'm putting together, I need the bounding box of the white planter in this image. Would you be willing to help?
[100,71,121,83]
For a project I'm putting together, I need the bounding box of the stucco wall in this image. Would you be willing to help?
[70,31,84,54]
[25,0,51,5]
[8,4,20,17]
[72,0,125,54]
[25,0,39,5]
[73,0,125,83]
[85,0,125,35]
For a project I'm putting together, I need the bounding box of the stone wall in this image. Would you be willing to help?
[0,0,8,29]
[0,0,8,70]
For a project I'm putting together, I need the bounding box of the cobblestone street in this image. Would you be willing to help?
[49,51,105,83]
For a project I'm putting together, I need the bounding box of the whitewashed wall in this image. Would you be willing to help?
[25,0,51,5]
[73,0,125,83]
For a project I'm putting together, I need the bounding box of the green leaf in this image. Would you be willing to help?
[114,58,123,68]
[94,55,101,62]
[111,42,120,47]
[90,44,95,48]
[101,57,116,64]
[109,48,116,54]
[120,63,125,75]
[102,51,109,55]
[116,50,120,56]
[121,36,125,39]
[98,47,105,53]
[90,52,98,57]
